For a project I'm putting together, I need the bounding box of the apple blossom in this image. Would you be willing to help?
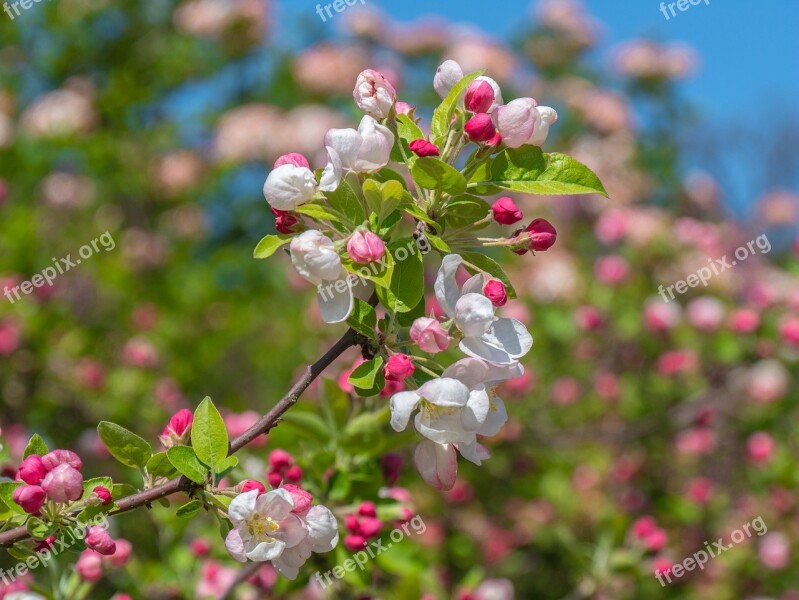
[434,254,532,364]
[491,197,523,225]
[464,113,496,143]
[414,440,458,490]
[76,550,104,582]
[159,408,193,448]
[512,218,557,254]
[464,80,495,113]
[282,484,313,513]
[12,485,46,515]
[384,354,415,382]
[41,449,83,471]
[91,486,113,506]
[85,526,116,556]
[433,59,464,98]
[410,317,450,354]
[272,502,338,579]
[325,115,394,174]
[241,480,267,495]
[353,69,397,119]
[274,153,310,169]
[347,230,386,264]
[105,538,133,568]
[271,208,298,234]
[409,139,440,157]
[262,148,341,211]
[492,98,557,148]
[41,463,84,503]
[483,280,507,307]
[17,455,47,485]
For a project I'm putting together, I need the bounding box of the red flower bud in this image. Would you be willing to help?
[41,449,82,472]
[13,484,46,514]
[85,526,116,556]
[35,536,56,553]
[358,516,382,538]
[464,80,495,113]
[267,471,283,488]
[483,280,507,307]
[273,153,310,169]
[76,550,104,582]
[464,113,497,143]
[513,218,557,254]
[92,486,113,506]
[344,534,367,552]
[269,449,293,471]
[41,463,84,503]
[160,409,193,448]
[408,139,440,157]
[284,465,303,483]
[18,455,48,485]
[271,208,299,235]
[384,354,415,382]
[491,197,523,225]
[282,483,313,513]
[358,501,377,518]
[241,480,266,495]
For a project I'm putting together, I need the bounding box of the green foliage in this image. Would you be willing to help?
[97,422,153,470]
[191,397,229,473]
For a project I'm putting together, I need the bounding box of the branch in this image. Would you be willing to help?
[0,326,368,547]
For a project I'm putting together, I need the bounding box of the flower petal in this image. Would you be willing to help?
[225,528,247,562]
[257,487,295,520]
[462,389,490,431]
[460,273,486,296]
[277,512,309,548]
[487,318,533,359]
[246,538,285,562]
[456,440,491,466]
[325,127,362,172]
[304,505,340,553]
[418,378,470,407]
[414,440,457,490]
[434,254,464,319]
[318,146,341,192]
[317,272,354,324]
[389,391,421,432]
[454,293,496,338]
[478,397,508,437]
[228,489,259,524]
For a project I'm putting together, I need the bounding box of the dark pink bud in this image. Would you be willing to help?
[18,455,48,485]
[358,516,382,538]
[41,463,84,503]
[358,501,377,518]
[491,197,523,225]
[269,449,293,471]
[514,219,557,254]
[384,354,415,382]
[284,465,303,483]
[464,113,497,143]
[347,231,386,264]
[241,480,266,495]
[408,139,440,157]
[483,280,507,307]
[92,486,113,506]
[41,449,82,472]
[267,471,283,488]
[283,483,313,513]
[273,153,310,169]
[191,538,211,556]
[160,408,193,448]
[486,131,503,147]
[13,485,46,514]
[85,526,116,556]
[271,208,298,235]
[381,453,403,485]
[345,514,361,533]
[344,534,367,552]
[464,80,495,113]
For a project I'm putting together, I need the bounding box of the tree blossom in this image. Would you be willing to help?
[262,148,340,211]
[325,116,394,174]
[353,69,397,119]
[434,254,532,364]
[410,317,450,354]
[272,503,338,579]
[347,231,386,264]
[491,98,557,148]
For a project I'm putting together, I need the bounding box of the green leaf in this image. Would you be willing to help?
[425,234,451,254]
[0,482,24,514]
[347,298,378,339]
[216,455,239,474]
[431,70,483,139]
[176,499,203,519]
[82,477,113,498]
[112,483,137,500]
[411,157,467,195]
[348,357,384,390]
[397,114,425,144]
[376,238,425,313]
[192,397,229,472]
[371,167,409,190]
[472,147,608,197]
[460,251,517,299]
[341,250,395,289]
[253,234,292,259]
[23,434,48,458]
[146,452,179,478]
[97,422,153,469]
[363,179,410,224]
[325,179,366,227]
[27,517,59,540]
[442,195,491,230]
[294,203,349,228]
[403,204,439,230]
[166,446,208,484]
[466,158,503,196]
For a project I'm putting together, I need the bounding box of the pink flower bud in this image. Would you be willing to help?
[241,480,266,495]
[18,455,48,485]
[344,534,367,552]
[105,538,132,568]
[464,80,495,113]
[358,516,382,538]
[35,536,56,553]
[381,454,403,485]
[464,113,497,143]
[344,513,360,532]
[273,153,310,169]
[41,463,84,503]
[76,550,104,582]
[41,449,83,472]
[747,432,776,463]
[92,486,113,506]
[384,354,415,382]
[160,408,193,448]
[347,230,386,264]
[85,526,116,556]
[483,280,507,307]
[395,101,414,116]
[267,471,283,488]
[491,197,523,225]
[409,139,440,157]
[191,538,211,556]
[409,318,450,354]
[358,501,377,518]
[268,449,293,471]
[284,465,303,483]
[729,308,760,333]
[272,208,299,235]
[13,484,46,514]
[283,483,313,513]
[353,69,397,119]
[594,255,629,285]
[574,306,603,331]
[513,219,557,254]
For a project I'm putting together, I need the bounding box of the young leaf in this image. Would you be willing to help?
[348,357,384,390]
[325,179,366,227]
[431,70,484,139]
[441,195,491,230]
[176,499,203,519]
[146,452,179,478]
[216,455,239,474]
[253,234,293,259]
[192,397,229,472]
[411,157,467,195]
[397,114,425,144]
[295,203,349,229]
[97,422,153,469]
[341,251,394,290]
[460,251,517,299]
[376,238,425,313]
[23,434,48,459]
[166,446,208,484]
[0,482,24,514]
[347,298,378,339]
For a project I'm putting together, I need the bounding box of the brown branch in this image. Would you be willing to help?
[0,326,369,547]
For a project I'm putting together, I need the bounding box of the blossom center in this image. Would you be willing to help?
[247,514,280,541]
[419,399,458,419]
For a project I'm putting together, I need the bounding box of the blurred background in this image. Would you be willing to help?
[1,0,798,598]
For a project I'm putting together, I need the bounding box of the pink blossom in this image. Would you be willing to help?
[0,319,20,356]
[384,354,415,382]
[512,218,557,254]
[574,306,603,331]
[76,550,104,582]
[160,408,193,448]
[464,113,496,143]
[657,349,697,376]
[241,480,267,495]
[92,486,113,506]
[409,318,450,354]
[85,526,116,556]
[12,485,46,514]
[747,432,776,464]
[643,298,681,332]
[353,69,397,119]
[77,359,106,390]
[483,280,507,307]
[594,255,629,285]
[747,360,789,404]
[464,80,495,113]
[780,317,799,346]
[42,449,83,471]
[594,209,628,244]
[491,197,523,225]
[729,308,760,333]
[274,153,310,169]
[196,561,237,599]
[759,532,790,569]
[686,477,714,504]
[347,230,386,264]
[686,296,725,332]
[408,139,440,157]
[17,455,47,485]
[675,427,716,455]
[41,463,84,503]
[283,484,313,513]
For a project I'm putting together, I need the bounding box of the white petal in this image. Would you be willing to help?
[459,337,514,364]
[462,389,490,431]
[228,489,259,524]
[277,512,309,548]
[434,254,464,318]
[354,116,393,172]
[304,505,339,552]
[528,106,558,147]
[487,318,533,359]
[414,440,457,490]
[272,556,301,580]
[415,410,471,444]
[389,391,421,432]
[478,397,508,437]
[474,75,504,111]
[246,538,285,562]
[434,59,464,99]
[225,528,247,562]
[418,378,470,407]
[263,164,317,210]
[325,127,362,172]
[257,487,295,520]
[460,273,486,296]
[454,293,496,338]
[318,146,341,192]
[456,440,491,466]
[317,273,354,324]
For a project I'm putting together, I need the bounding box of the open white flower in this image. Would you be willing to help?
[325,115,394,174]
[290,230,354,324]
[273,504,339,579]
[435,254,532,364]
[263,148,340,211]
[225,489,308,563]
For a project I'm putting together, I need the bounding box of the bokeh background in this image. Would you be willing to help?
[1,0,799,598]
